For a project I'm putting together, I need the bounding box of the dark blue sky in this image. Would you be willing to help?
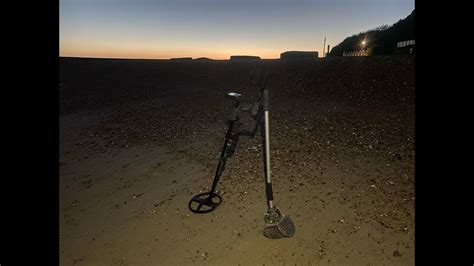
[60,0,414,59]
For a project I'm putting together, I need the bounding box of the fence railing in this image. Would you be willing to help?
[343,50,368,57]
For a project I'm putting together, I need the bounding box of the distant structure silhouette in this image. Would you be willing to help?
[230,55,261,61]
[323,36,326,57]
[194,57,213,61]
[395,40,415,54]
[280,51,318,61]
[170,57,192,61]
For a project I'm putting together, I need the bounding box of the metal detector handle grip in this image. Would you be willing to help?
[260,73,271,94]
[265,182,274,201]
[263,89,269,111]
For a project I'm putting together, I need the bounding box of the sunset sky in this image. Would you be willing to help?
[60,0,414,59]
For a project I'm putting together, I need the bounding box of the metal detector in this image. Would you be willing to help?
[188,72,295,239]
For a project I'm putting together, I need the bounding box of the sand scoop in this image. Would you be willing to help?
[188,71,295,239]
[260,87,295,238]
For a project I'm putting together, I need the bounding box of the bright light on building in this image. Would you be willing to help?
[362,40,366,45]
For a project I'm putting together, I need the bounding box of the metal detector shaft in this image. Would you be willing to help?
[210,118,236,192]
[188,97,240,214]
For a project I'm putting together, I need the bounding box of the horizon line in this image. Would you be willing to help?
[59,55,288,60]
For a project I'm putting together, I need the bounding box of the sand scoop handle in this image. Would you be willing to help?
[263,87,274,208]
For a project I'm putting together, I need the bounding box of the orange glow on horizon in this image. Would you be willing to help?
[60,42,305,60]
[60,32,323,60]
[60,48,284,60]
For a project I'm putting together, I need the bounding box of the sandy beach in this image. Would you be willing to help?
[60,56,415,265]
